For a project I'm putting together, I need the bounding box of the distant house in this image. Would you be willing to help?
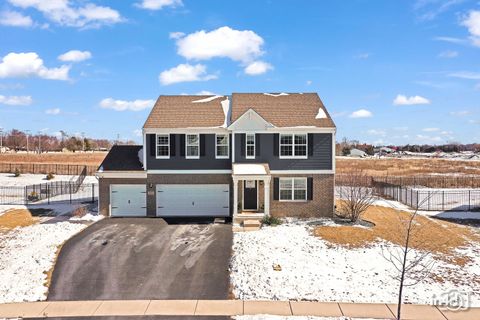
[348,148,367,158]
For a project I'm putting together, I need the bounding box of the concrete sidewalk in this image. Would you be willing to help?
[0,300,478,319]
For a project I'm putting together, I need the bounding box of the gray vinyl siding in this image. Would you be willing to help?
[145,134,231,170]
[234,133,332,170]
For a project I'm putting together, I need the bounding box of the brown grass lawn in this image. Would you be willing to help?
[0,208,54,230]
[336,157,480,176]
[314,202,480,268]
[0,152,107,166]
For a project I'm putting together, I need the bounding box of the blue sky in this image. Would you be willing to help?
[0,0,479,145]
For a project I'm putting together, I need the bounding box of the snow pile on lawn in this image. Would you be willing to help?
[0,220,87,303]
[0,173,97,187]
[230,221,480,305]
[69,212,103,222]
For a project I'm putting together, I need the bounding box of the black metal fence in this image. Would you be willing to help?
[0,167,97,205]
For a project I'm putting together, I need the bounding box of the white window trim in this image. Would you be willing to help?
[155,134,170,159]
[215,133,230,159]
[185,133,200,159]
[245,133,256,159]
[279,133,308,159]
[279,177,308,202]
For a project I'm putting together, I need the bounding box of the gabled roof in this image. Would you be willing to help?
[98,145,143,171]
[231,93,335,128]
[143,95,229,129]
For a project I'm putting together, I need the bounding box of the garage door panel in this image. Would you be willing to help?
[157,184,229,217]
[111,184,147,217]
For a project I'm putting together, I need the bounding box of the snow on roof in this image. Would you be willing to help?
[220,96,231,128]
[138,148,144,168]
[233,163,268,175]
[315,108,327,119]
[263,93,289,97]
[192,95,224,103]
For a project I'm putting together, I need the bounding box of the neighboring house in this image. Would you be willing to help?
[97,93,336,220]
[348,148,367,158]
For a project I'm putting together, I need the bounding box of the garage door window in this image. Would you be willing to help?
[156,134,170,159]
[186,134,200,159]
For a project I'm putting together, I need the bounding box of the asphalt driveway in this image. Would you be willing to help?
[48,218,232,301]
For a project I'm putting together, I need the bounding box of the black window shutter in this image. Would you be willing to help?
[255,134,261,156]
[240,134,246,157]
[273,178,279,200]
[307,177,313,200]
[150,134,156,157]
[273,134,279,157]
[200,134,206,157]
[170,134,176,156]
[180,134,185,156]
[308,134,314,156]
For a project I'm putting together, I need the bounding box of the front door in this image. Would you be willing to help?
[243,180,257,210]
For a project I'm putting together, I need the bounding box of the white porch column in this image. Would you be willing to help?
[264,177,271,216]
[233,178,239,216]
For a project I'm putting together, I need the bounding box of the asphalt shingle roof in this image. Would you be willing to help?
[99,145,143,171]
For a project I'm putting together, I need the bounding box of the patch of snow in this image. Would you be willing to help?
[0,221,88,303]
[315,108,327,119]
[230,221,480,306]
[235,317,381,320]
[0,173,97,187]
[233,164,267,175]
[221,96,231,128]
[419,210,480,220]
[0,203,94,217]
[192,95,224,103]
[69,213,104,222]
[264,93,289,97]
[138,148,144,168]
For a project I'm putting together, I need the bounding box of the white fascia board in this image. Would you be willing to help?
[144,127,229,134]
[147,170,232,174]
[97,171,147,179]
[269,170,335,175]
[231,127,336,134]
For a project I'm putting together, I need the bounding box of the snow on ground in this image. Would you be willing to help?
[0,173,97,187]
[0,219,91,303]
[230,221,480,306]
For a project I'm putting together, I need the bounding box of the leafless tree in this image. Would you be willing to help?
[336,170,375,222]
[381,196,436,320]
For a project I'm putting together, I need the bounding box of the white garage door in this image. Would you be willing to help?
[156,184,229,217]
[110,184,147,217]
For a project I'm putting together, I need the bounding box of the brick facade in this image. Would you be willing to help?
[269,173,334,218]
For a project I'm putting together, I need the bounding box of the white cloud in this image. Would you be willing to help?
[136,0,182,10]
[0,52,70,80]
[159,63,217,85]
[393,94,430,105]
[169,31,185,39]
[354,53,370,59]
[45,108,61,115]
[7,0,123,28]
[195,90,216,95]
[422,127,439,132]
[438,50,458,58]
[450,110,470,116]
[100,98,155,111]
[0,10,33,27]
[349,109,372,118]
[433,36,467,44]
[175,26,265,63]
[448,71,480,80]
[306,80,312,85]
[461,10,480,47]
[0,95,32,106]
[367,129,386,136]
[133,129,142,137]
[415,134,443,143]
[58,50,92,62]
[244,61,273,75]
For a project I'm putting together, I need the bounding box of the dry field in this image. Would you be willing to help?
[337,157,480,176]
[0,152,107,166]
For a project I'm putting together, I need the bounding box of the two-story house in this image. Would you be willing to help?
[97,93,336,221]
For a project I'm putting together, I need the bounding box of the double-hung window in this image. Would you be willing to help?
[186,134,199,159]
[216,134,229,159]
[246,133,255,159]
[279,177,307,201]
[156,134,170,159]
[280,133,307,158]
